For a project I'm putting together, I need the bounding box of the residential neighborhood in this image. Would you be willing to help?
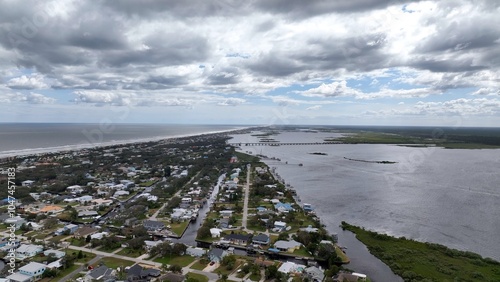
[0,131,365,282]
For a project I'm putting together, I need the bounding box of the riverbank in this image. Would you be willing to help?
[341,222,500,281]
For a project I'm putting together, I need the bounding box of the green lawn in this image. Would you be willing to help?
[154,255,195,267]
[190,260,208,270]
[52,264,81,281]
[342,222,500,282]
[116,247,144,258]
[334,245,350,264]
[170,220,190,236]
[186,272,209,282]
[292,247,311,257]
[95,257,134,269]
[69,238,87,247]
[249,272,261,281]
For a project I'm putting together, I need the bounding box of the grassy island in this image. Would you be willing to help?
[341,222,500,282]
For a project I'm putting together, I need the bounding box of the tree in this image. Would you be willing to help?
[77,250,83,259]
[197,226,211,239]
[86,235,92,243]
[169,264,182,273]
[44,218,59,230]
[265,265,279,279]
[172,243,187,256]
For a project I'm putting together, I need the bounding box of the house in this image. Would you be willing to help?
[143,220,165,231]
[55,223,79,235]
[252,234,270,245]
[181,197,192,204]
[113,190,130,197]
[21,180,35,187]
[210,228,222,238]
[19,262,46,280]
[224,234,252,246]
[303,203,314,212]
[274,240,302,252]
[274,202,294,213]
[219,218,230,229]
[85,265,116,282]
[219,210,233,218]
[66,185,83,194]
[304,266,325,282]
[6,273,32,282]
[90,232,109,240]
[78,211,99,218]
[74,226,99,239]
[278,261,306,275]
[300,225,319,233]
[5,216,26,229]
[273,221,287,232]
[38,205,64,215]
[171,208,187,221]
[208,248,227,262]
[126,264,161,281]
[186,247,206,257]
[25,222,42,231]
[144,240,162,251]
[333,272,366,282]
[16,244,43,259]
[43,249,66,259]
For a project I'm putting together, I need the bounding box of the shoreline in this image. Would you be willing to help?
[0,125,259,160]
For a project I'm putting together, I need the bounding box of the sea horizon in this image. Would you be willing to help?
[0,123,256,159]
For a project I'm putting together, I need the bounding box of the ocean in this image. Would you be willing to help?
[229,130,500,282]
[0,123,247,158]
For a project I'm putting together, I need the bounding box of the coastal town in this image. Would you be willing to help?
[0,131,367,282]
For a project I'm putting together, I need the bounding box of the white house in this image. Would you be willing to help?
[181,197,192,204]
[186,247,206,257]
[21,180,35,187]
[20,262,47,279]
[66,185,83,194]
[16,244,43,259]
[210,228,222,238]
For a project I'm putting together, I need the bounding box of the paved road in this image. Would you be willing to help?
[241,164,251,229]
[58,255,102,282]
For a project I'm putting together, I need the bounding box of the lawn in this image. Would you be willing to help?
[342,222,500,281]
[69,238,87,247]
[116,247,144,258]
[95,257,134,269]
[334,245,350,264]
[51,264,81,281]
[292,247,311,257]
[49,235,69,243]
[154,255,195,267]
[249,272,261,281]
[190,260,209,270]
[170,220,190,236]
[186,272,209,282]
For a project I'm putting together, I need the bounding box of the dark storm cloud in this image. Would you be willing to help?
[100,32,209,67]
[246,54,306,77]
[415,22,500,54]
[101,0,248,17]
[410,57,487,73]
[253,0,419,18]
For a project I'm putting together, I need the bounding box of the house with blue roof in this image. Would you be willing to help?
[274,202,294,213]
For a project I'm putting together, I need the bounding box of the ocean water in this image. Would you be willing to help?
[230,131,500,281]
[0,123,245,158]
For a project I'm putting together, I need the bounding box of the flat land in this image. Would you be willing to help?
[342,222,500,282]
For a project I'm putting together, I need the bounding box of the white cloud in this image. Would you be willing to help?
[7,74,49,89]
[306,105,322,111]
[0,91,55,104]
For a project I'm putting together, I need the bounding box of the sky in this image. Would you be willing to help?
[0,0,499,126]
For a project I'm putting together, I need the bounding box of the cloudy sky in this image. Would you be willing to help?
[0,0,499,126]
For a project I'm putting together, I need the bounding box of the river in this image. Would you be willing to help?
[229,130,500,282]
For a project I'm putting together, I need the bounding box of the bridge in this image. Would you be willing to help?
[228,141,344,146]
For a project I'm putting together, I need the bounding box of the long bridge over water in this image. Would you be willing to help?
[228,141,344,146]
